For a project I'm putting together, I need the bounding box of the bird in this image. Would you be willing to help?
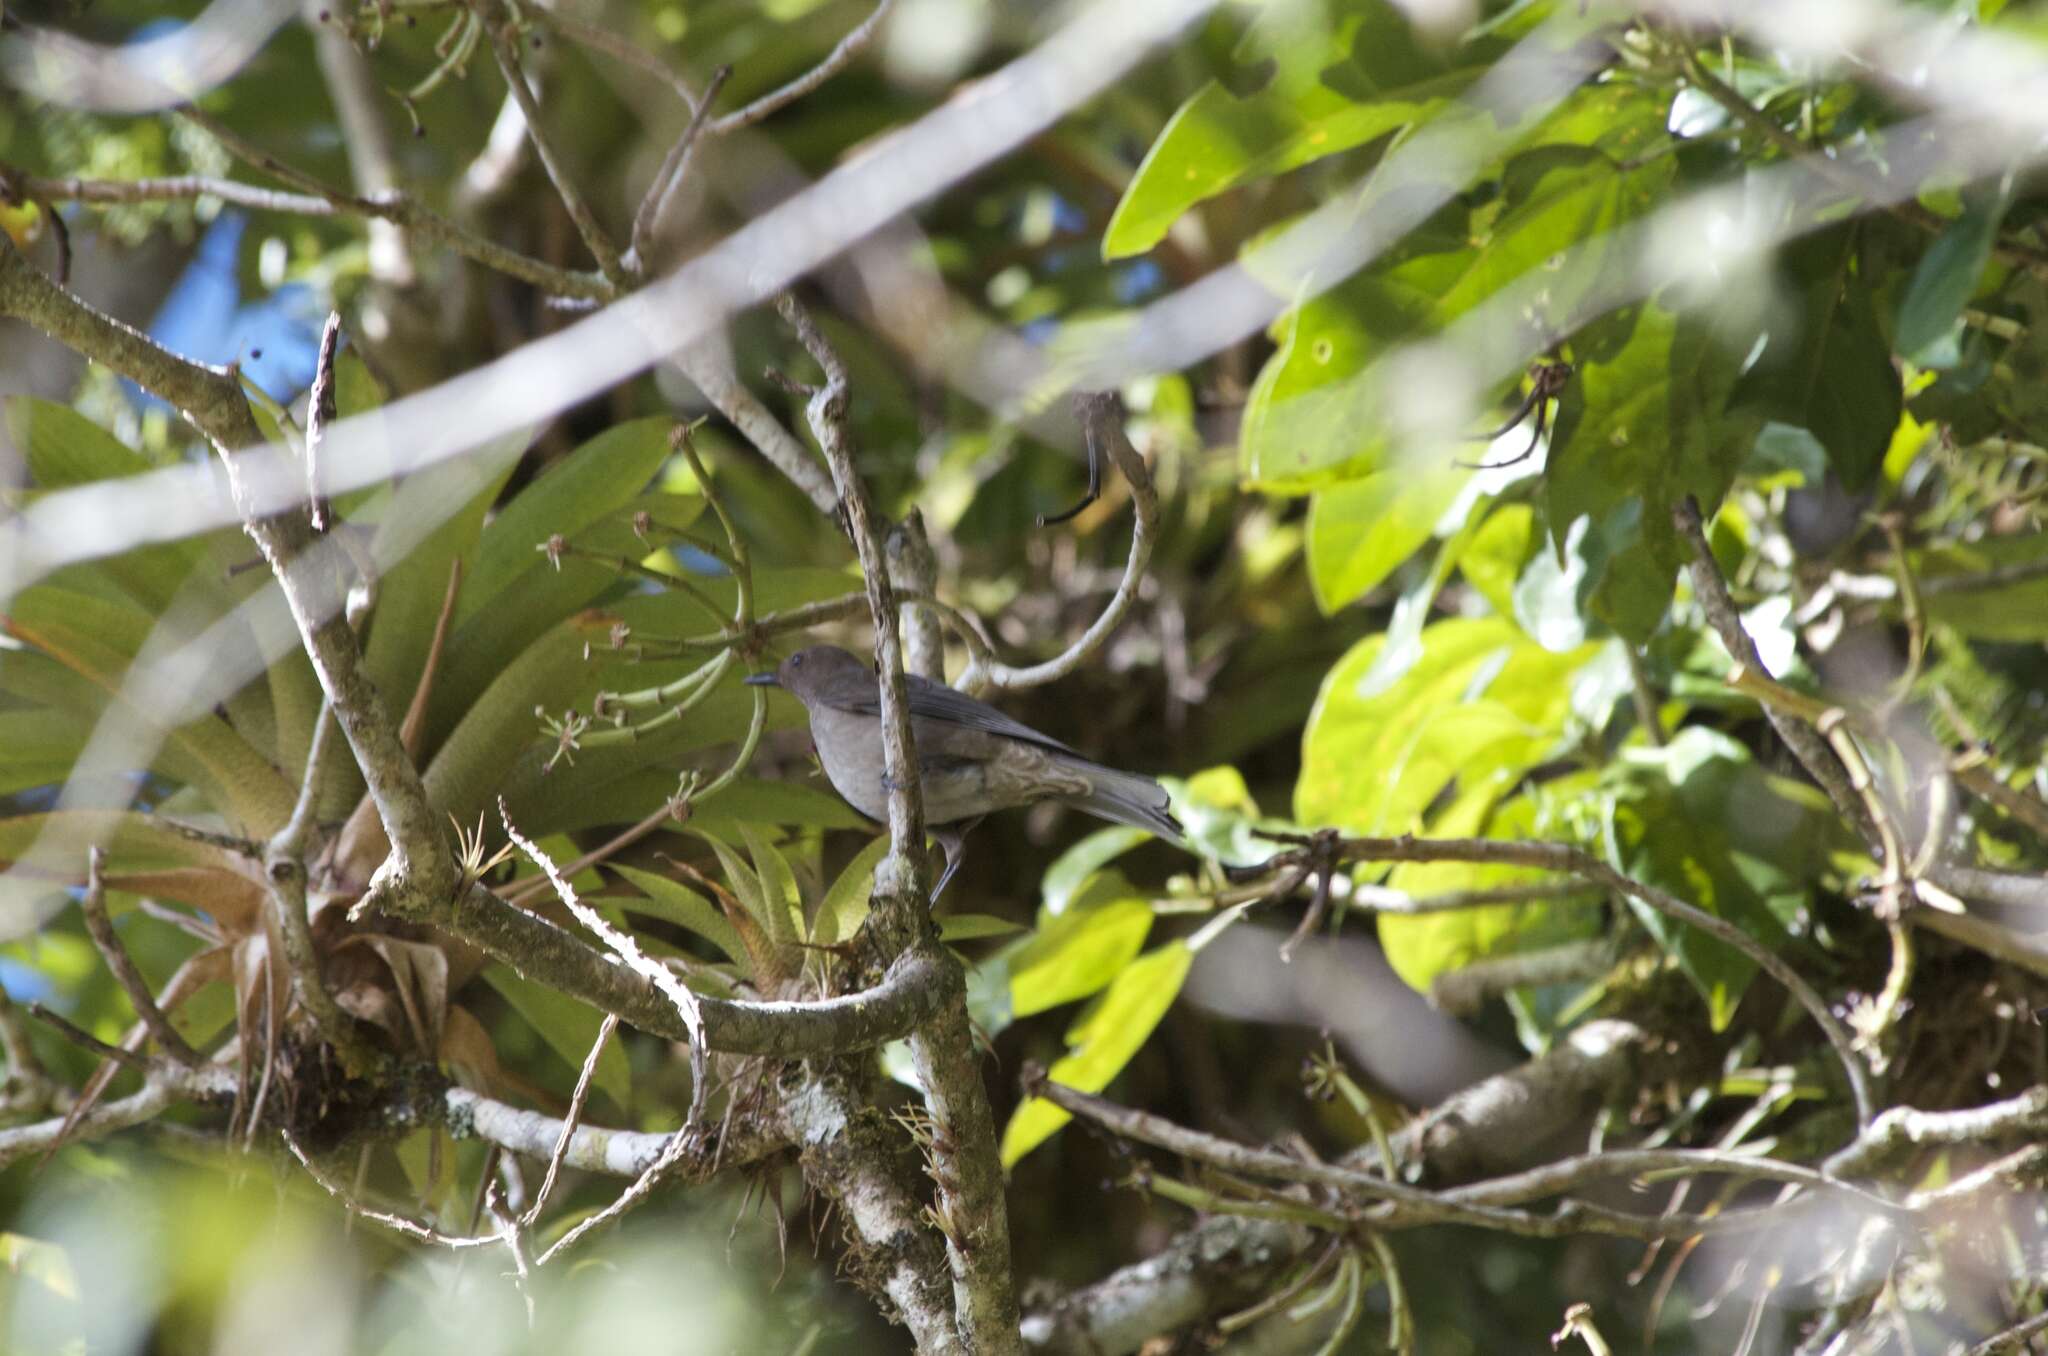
[744,645,1182,900]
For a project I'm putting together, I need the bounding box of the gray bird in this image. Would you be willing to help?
[744,645,1182,899]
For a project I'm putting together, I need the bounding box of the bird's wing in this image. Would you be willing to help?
[827,672,1082,756]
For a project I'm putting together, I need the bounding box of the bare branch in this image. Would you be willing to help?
[522,1012,618,1227]
[286,1131,501,1249]
[500,802,708,1126]
[477,0,629,286]
[305,0,414,285]
[77,848,200,1067]
[673,338,841,515]
[304,313,341,533]
[177,104,611,300]
[1674,497,1876,845]
[0,1061,236,1172]
[964,393,1159,696]
[631,64,731,270]
[531,7,701,108]
[7,168,336,215]
[709,0,895,135]
[1020,1215,1308,1354]
[779,291,1022,1356]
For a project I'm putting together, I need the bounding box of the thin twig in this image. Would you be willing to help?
[534,1128,693,1265]
[709,0,896,134]
[530,7,701,108]
[1676,497,1877,847]
[177,103,610,300]
[285,1131,499,1248]
[8,169,337,215]
[27,1003,149,1070]
[477,0,628,286]
[631,64,731,269]
[77,848,200,1067]
[965,392,1159,696]
[522,1010,618,1228]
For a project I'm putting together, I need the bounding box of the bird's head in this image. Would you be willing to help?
[743,645,869,706]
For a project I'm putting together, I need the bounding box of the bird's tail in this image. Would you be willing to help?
[1066,760,1184,843]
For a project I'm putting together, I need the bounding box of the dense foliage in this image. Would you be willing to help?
[6,0,2048,1352]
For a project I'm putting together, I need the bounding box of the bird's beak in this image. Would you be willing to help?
[743,672,780,688]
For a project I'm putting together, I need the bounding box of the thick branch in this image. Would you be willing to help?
[1019,1214,1308,1355]
[781,292,1022,1355]
[0,1061,235,1171]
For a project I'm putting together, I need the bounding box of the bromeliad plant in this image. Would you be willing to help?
[0,383,867,1181]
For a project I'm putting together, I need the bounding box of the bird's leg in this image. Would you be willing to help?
[927,817,983,905]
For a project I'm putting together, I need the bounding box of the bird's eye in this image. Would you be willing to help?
[791,654,804,668]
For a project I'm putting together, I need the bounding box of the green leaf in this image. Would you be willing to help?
[1305,466,1466,613]
[1241,144,1675,491]
[811,835,891,948]
[427,418,679,748]
[1457,504,1535,619]
[6,397,153,488]
[1001,941,1192,1164]
[739,825,805,942]
[608,864,744,964]
[361,429,526,738]
[458,417,674,626]
[1297,617,1590,834]
[692,827,794,950]
[0,709,91,794]
[419,621,595,830]
[1602,728,1822,1030]
[1896,194,2007,361]
[1105,1,1493,259]
[1041,826,1151,915]
[480,964,632,1112]
[1730,226,1902,491]
[2,586,297,832]
[937,914,1026,942]
[1544,303,1749,643]
[1009,892,1153,1018]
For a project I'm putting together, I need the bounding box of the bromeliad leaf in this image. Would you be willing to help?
[481,963,633,1112]
[608,864,745,965]
[811,835,890,949]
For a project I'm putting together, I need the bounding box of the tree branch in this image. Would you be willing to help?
[709,0,895,135]
[477,0,629,287]
[780,291,1023,1356]
[1261,832,1876,1128]
[1674,497,1877,844]
[77,847,201,1067]
[1019,1214,1308,1354]
[963,393,1159,695]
